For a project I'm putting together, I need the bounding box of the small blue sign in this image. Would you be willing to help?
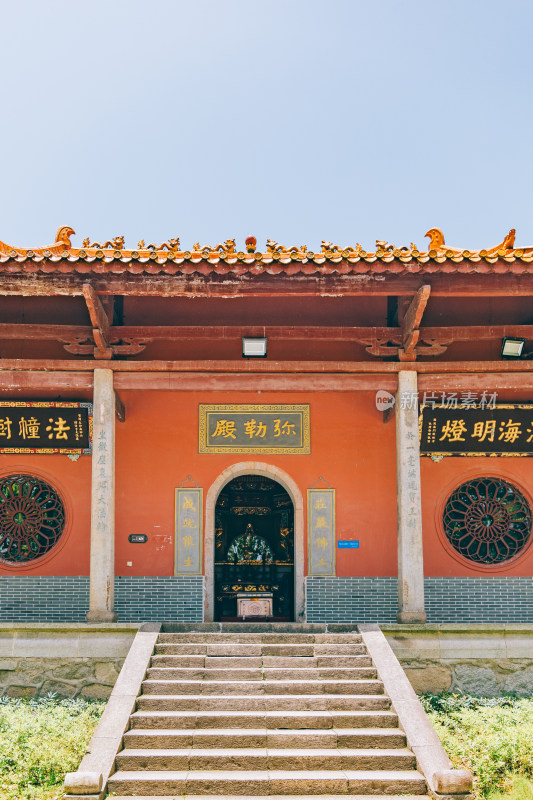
[338,540,359,549]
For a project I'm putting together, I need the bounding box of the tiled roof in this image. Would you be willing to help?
[0,226,532,276]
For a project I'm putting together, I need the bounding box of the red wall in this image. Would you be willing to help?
[421,457,533,577]
[114,391,398,577]
[0,456,91,575]
[1,389,532,578]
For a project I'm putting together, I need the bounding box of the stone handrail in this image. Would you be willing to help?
[359,623,473,800]
[63,622,161,800]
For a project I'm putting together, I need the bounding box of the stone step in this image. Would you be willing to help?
[110,795,429,800]
[135,694,392,712]
[146,667,378,681]
[151,654,208,668]
[105,631,429,800]
[264,667,377,680]
[157,633,363,644]
[314,656,373,668]
[160,623,360,633]
[108,768,427,795]
[123,727,407,750]
[150,654,374,669]
[116,747,417,771]
[129,709,399,730]
[141,679,384,696]
[154,643,367,656]
[147,667,264,681]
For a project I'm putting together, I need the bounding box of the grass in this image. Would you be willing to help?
[0,694,104,800]
[488,775,533,800]
[1,689,532,798]
[421,693,533,798]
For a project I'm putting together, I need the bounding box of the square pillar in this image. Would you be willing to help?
[86,368,117,622]
[396,370,426,623]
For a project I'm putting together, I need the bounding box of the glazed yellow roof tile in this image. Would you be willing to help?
[0,227,533,276]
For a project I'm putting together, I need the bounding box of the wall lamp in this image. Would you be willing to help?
[242,337,268,358]
[501,337,526,359]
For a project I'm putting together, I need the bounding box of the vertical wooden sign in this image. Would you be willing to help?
[307,488,335,576]
[175,488,203,575]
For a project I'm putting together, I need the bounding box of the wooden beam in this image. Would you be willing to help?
[420,325,533,342]
[0,364,531,392]
[114,390,125,422]
[0,358,409,373]
[0,357,532,377]
[0,322,530,350]
[0,367,397,392]
[0,324,91,341]
[417,373,533,392]
[114,373,399,392]
[1,366,533,392]
[82,283,111,358]
[0,371,93,390]
[110,325,399,342]
[0,357,530,373]
[0,323,402,347]
[4,273,533,298]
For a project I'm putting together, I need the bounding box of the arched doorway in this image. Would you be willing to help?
[214,476,294,621]
[204,462,305,622]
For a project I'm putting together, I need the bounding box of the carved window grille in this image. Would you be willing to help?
[0,475,65,563]
[443,477,532,565]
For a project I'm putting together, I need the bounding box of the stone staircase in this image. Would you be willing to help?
[108,630,429,798]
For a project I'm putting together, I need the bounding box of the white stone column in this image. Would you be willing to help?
[396,370,426,623]
[86,368,117,622]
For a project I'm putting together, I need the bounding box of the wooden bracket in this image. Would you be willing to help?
[401,285,431,360]
[114,390,125,423]
[82,284,111,359]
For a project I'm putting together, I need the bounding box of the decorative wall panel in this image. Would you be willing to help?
[175,488,203,575]
[307,488,335,576]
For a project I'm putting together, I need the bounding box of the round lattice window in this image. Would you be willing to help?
[443,477,532,565]
[0,475,66,563]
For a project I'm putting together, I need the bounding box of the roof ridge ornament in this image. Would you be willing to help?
[0,225,76,257]
[425,226,517,255]
[82,235,125,250]
[55,226,75,247]
[2,227,533,263]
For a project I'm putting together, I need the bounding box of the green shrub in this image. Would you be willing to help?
[421,693,533,798]
[420,691,520,713]
[0,693,104,800]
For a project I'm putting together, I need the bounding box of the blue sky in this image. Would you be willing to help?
[2,0,532,252]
